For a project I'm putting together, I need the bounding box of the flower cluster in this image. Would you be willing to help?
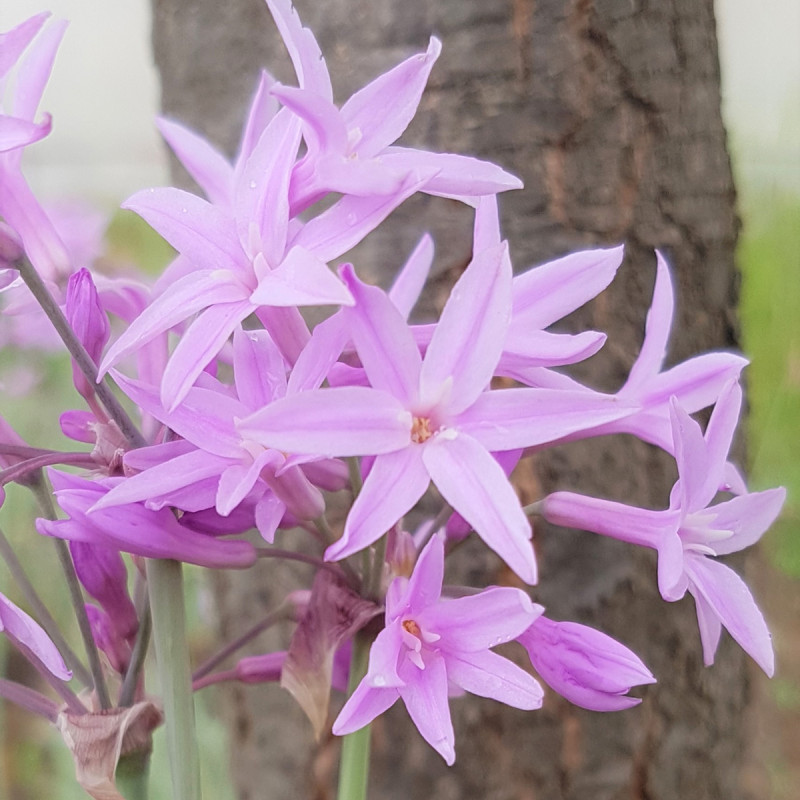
[0,0,785,780]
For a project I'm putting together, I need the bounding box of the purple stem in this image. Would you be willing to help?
[0,678,59,722]
[192,602,292,682]
[0,451,97,487]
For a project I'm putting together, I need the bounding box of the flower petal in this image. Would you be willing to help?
[423,432,536,584]
[326,447,429,561]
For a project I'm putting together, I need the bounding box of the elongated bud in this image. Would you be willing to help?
[65,268,110,402]
[69,541,138,639]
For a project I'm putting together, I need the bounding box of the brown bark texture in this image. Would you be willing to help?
[150,1,759,798]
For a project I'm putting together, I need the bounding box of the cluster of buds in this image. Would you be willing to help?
[0,0,785,788]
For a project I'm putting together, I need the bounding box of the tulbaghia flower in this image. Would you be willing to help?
[0,591,71,680]
[544,380,785,675]
[333,535,543,764]
[518,616,655,711]
[241,198,634,583]
[38,469,258,569]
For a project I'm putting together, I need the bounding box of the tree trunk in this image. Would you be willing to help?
[151,1,758,797]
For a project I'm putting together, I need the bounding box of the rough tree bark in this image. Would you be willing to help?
[150,1,760,798]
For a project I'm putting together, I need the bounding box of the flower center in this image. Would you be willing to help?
[403,619,422,637]
[410,416,433,444]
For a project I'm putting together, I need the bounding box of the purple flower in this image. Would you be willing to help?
[0,591,71,681]
[333,535,543,764]
[544,380,785,675]
[38,469,258,569]
[518,616,655,711]
[241,198,633,583]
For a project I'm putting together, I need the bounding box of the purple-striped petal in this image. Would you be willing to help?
[326,447,429,561]
[421,242,511,414]
[708,488,786,555]
[457,387,635,451]
[397,653,455,765]
[156,117,232,206]
[341,38,442,159]
[684,554,774,676]
[511,246,624,329]
[239,386,411,458]
[339,264,421,406]
[161,300,253,411]
[424,587,537,651]
[445,649,543,710]
[422,432,536,584]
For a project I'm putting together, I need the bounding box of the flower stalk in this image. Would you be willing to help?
[336,629,372,800]
[146,558,201,800]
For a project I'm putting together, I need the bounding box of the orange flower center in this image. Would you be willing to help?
[402,619,422,637]
[410,416,433,444]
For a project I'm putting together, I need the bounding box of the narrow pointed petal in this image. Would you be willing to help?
[446,649,543,710]
[156,117,232,206]
[0,115,51,151]
[256,305,311,366]
[264,0,333,99]
[699,379,742,501]
[339,264,421,406]
[458,387,635,451]
[341,38,442,158]
[398,654,455,765]
[365,623,405,688]
[216,451,276,517]
[0,592,71,680]
[326,447,429,561]
[10,17,67,131]
[98,271,248,375]
[625,252,674,391]
[670,399,714,512]
[249,247,352,308]
[333,680,398,735]
[111,371,243,458]
[239,386,411,458]
[389,234,434,319]
[708,488,786,555]
[0,14,49,78]
[424,587,537,651]
[693,589,723,666]
[423,433,536,584]
[500,329,606,373]
[421,243,511,414]
[233,327,287,409]
[684,554,774,676]
[401,535,445,619]
[255,493,285,542]
[381,149,523,200]
[543,491,674,548]
[294,171,435,262]
[122,187,247,273]
[237,70,280,163]
[269,84,348,155]
[91,449,230,510]
[161,301,253,411]
[286,312,348,394]
[0,168,70,276]
[657,531,688,601]
[236,108,300,264]
[511,246,624,329]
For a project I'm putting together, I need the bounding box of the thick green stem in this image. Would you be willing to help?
[146,559,201,800]
[116,750,150,800]
[337,630,372,800]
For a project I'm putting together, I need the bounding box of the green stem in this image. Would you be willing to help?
[337,630,372,800]
[146,559,201,800]
[30,479,112,709]
[116,750,150,800]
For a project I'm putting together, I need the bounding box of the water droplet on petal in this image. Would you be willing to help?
[249,180,257,190]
